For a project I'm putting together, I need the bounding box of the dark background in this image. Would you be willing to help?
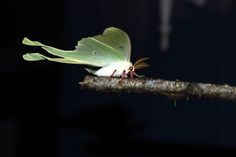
[2,0,236,156]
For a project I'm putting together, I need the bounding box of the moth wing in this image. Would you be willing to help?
[22,27,131,67]
[23,53,89,64]
[84,68,97,74]
[22,37,98,65]
[85,27,131,61]
[74,27,131,65]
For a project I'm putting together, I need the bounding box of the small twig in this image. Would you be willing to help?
[80,75,236,102]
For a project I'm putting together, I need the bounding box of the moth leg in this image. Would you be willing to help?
[121,70,126,80]
[110,69,117,78]
[133,71,141,78]
[129,71,134,79]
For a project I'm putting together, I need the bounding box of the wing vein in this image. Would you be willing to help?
[88,37,120,54]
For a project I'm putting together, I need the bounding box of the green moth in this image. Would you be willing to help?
[22,27,148,78]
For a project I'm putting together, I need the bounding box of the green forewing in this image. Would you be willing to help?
[78,27,131,61]
[22,27,131,67]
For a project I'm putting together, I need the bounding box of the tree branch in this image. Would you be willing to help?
[80,75,236,102]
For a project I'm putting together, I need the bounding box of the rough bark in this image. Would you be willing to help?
[80,75,236,102]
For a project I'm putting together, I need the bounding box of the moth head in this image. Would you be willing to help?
[128,65,135,72]
[129,57,149,78]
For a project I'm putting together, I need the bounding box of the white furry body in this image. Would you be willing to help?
[94,61,132,77]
